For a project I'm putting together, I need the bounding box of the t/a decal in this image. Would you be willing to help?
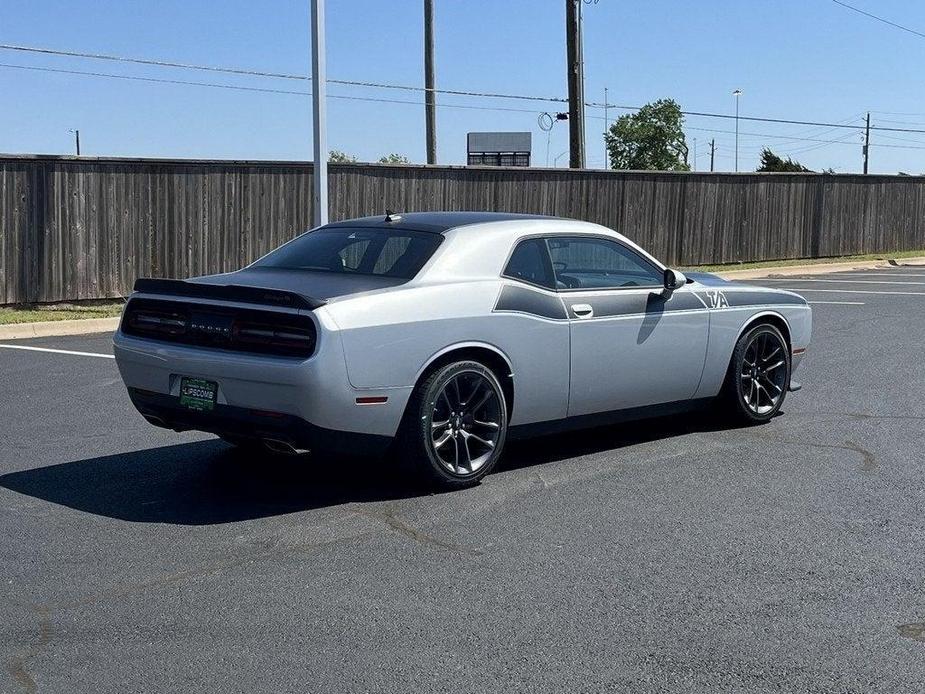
[705,289,729,309]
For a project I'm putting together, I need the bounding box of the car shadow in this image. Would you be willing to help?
[0,440,424,525]
[500,409,755,473]
[0,411,763,526]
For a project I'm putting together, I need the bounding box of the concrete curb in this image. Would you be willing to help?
[713,256,925,281]
[0,317,120,341]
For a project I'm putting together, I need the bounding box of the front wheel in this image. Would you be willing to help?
[398,360,508,489]
[721,323,790,424]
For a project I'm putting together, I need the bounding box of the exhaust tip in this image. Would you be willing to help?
[263,439,310,456]
[143,414,168,428]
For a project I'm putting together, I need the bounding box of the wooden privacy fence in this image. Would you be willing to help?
[2,154,925,304]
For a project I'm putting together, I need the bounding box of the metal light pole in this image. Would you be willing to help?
[311,0,328,226]
[733,89,742,172]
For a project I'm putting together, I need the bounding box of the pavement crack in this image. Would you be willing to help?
[809,410,925,422]
[353,505,482,556]
[6,604,52,694]
[749,433,878,472]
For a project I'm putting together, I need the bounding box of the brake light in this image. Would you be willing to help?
[122,297,317,358]
[232,321,315,352]
[127,308,188,336]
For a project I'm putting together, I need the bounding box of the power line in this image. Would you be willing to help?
[830,0,925,40]
[9,61,924,155]
[0,43,306,80]
[684,125,860,147]
[6,41,925,135]
[0,62,551,115]
[0,42,573,105]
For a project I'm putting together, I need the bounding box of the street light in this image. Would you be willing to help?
[732,89,743,172]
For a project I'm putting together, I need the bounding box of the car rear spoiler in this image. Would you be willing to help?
[132,278,326,311]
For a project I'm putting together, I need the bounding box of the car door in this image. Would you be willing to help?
[547,235,710,418]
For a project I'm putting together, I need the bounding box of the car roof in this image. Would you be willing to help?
[323,211,560,234]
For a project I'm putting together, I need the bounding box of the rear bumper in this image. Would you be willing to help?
[113,330,412,438]
[129,388,391,456]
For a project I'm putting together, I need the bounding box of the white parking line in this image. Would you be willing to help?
[0,344,115,359]
[827,273,925,278]
[808,300,865,305]
[781,288,925,296]
[762,278,925,286]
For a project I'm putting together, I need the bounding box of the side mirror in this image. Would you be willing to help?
[663,268,687,294]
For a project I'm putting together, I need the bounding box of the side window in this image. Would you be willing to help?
[547,236,662,289]
[503,238,555,289]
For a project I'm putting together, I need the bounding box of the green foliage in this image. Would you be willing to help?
[328,150,357,163]
[605,98,690,171]
[757,148,812,173]
[378,153,411,164]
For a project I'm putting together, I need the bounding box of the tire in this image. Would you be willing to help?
[398,360,508,489]
[720,323,791,424]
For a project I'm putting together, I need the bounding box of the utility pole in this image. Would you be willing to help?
[565,0,585,168]
[603,86,609,170]
[70,129,80,156]
[863,112,870,175]
[424,0,437,165]
[709,139,716,172]
[692,137,697,171]
[310,0,328,227]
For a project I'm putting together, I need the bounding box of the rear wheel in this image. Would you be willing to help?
[721,323,790,424]
[399,360,508,489]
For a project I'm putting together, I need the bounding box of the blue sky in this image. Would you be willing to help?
[3,0,925,173]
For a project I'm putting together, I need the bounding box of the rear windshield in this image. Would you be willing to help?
[254,227,442,280]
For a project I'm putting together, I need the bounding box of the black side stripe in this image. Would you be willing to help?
[696,290,808,307]
[573,291,704,319]
[494,284,568,320]
[494,284,806,321]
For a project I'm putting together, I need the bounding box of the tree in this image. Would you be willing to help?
[328,150,357,163]
[605,99,690,171]
[378,153,411,164]
[757,148,811,172]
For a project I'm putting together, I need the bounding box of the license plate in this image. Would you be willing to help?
[179,377,218,412]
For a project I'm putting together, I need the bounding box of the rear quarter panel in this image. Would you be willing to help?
[323,281,571,426]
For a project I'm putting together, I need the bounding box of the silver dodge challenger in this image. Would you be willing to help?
[114,212,811,488]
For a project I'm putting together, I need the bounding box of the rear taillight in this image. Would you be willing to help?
[127,309,187,336]
[122,297,316,358]
[232,321,315,356]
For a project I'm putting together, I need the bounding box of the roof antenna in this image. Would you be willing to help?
[385,209,402,223]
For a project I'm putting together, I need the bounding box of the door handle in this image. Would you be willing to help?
[571,303,594,318]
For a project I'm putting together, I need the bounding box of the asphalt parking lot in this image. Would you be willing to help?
[2,265,924,693]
